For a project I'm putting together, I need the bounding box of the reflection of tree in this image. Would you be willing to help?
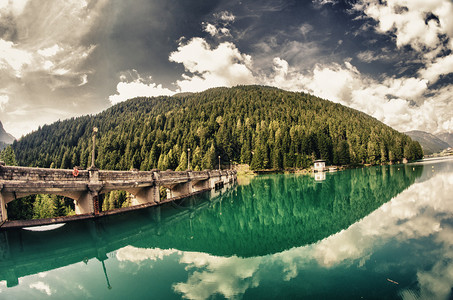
[0,165,424,285]
[154,165,423,257]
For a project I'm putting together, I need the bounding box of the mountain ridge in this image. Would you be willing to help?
[12,85,423,170]
[405,130,450,155]
[436,132,453,148]
[0,121,15,150]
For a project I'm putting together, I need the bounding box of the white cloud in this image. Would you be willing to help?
[0,39,32,77]
[299,23,313,36]
[301,62,360,104]
[262,58,453,133]
[38,44,62,57]
[383,77,428,100]
[203,23,218,36]
[355,0,449,51]
[313,0,337,8]
[203,22,231,38]
[108,34,452,134]
[215,11,235,23]
[0,0,108,137]
[0,0,29,17]
[78,74,88,86]
[355,0,453,84]
[109,72,175,105]
[0,94,8,111]
[419,54,453,83]
[356,50,391,63]
[110,37,257,103]
[169,38,256,92]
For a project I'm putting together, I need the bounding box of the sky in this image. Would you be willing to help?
[0,0,452,139]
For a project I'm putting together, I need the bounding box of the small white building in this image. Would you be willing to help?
[313,159,326,172]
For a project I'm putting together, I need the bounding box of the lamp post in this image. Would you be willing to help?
[218,155,221,170]
[187,148,190,170]
[91,127,98,169]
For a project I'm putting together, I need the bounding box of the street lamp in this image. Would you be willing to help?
[91,127,98,169]
[218,155,221,170]
[187,148,190,170]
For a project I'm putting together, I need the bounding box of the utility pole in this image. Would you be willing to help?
[91,127,98,169]
[218,155,221,170]
[187,148,190,170]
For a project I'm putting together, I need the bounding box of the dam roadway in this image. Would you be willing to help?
[0,164,236,228]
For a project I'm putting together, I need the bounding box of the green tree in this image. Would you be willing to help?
[33,194,56,219]
[202,143,216,169]
[0,146,16,165]
[175,151,188,171]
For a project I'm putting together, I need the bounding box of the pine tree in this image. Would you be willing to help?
[0,146,16,165]
[202,143,216,169]
[175,151,188,171]
[33,194,56,219]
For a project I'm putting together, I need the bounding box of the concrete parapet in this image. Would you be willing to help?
[0,166,89,181]
[99,170,154,182]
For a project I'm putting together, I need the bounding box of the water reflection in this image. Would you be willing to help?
[2,160,452,299]
[118,160,453,299]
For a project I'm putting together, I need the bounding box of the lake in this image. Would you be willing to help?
[1,157,453,299]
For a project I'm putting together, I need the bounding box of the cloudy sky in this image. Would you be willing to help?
[0,0,452,138]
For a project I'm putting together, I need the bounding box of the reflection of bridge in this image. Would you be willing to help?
[0,186,234,288]
[0,165,236,225]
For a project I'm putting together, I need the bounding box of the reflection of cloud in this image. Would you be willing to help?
[310,173,453,269]
[174,253,261,300]
[414,239,453,300]
[29,281,52,296]
[116,246,180,262]
[116,170,453,299]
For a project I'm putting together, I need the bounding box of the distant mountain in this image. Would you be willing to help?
[405,130,449,155]
[436,132,453,148]
[0,121,15,149]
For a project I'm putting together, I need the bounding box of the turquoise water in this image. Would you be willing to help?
[1,158,453,299]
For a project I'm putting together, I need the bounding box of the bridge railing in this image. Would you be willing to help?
[0,166,89,181]
[98,170,154,182]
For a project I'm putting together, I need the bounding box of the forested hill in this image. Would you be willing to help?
[11,85,422,170]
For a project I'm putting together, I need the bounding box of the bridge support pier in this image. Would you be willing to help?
[191,179,209,193]
[0,192,7,224]
[166,182,192,199]
[129,186,160,206]
[74,192,97,215]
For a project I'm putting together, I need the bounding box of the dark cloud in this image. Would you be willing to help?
[0,0,452,137]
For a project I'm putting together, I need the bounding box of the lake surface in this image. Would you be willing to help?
[1,157,453,299]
